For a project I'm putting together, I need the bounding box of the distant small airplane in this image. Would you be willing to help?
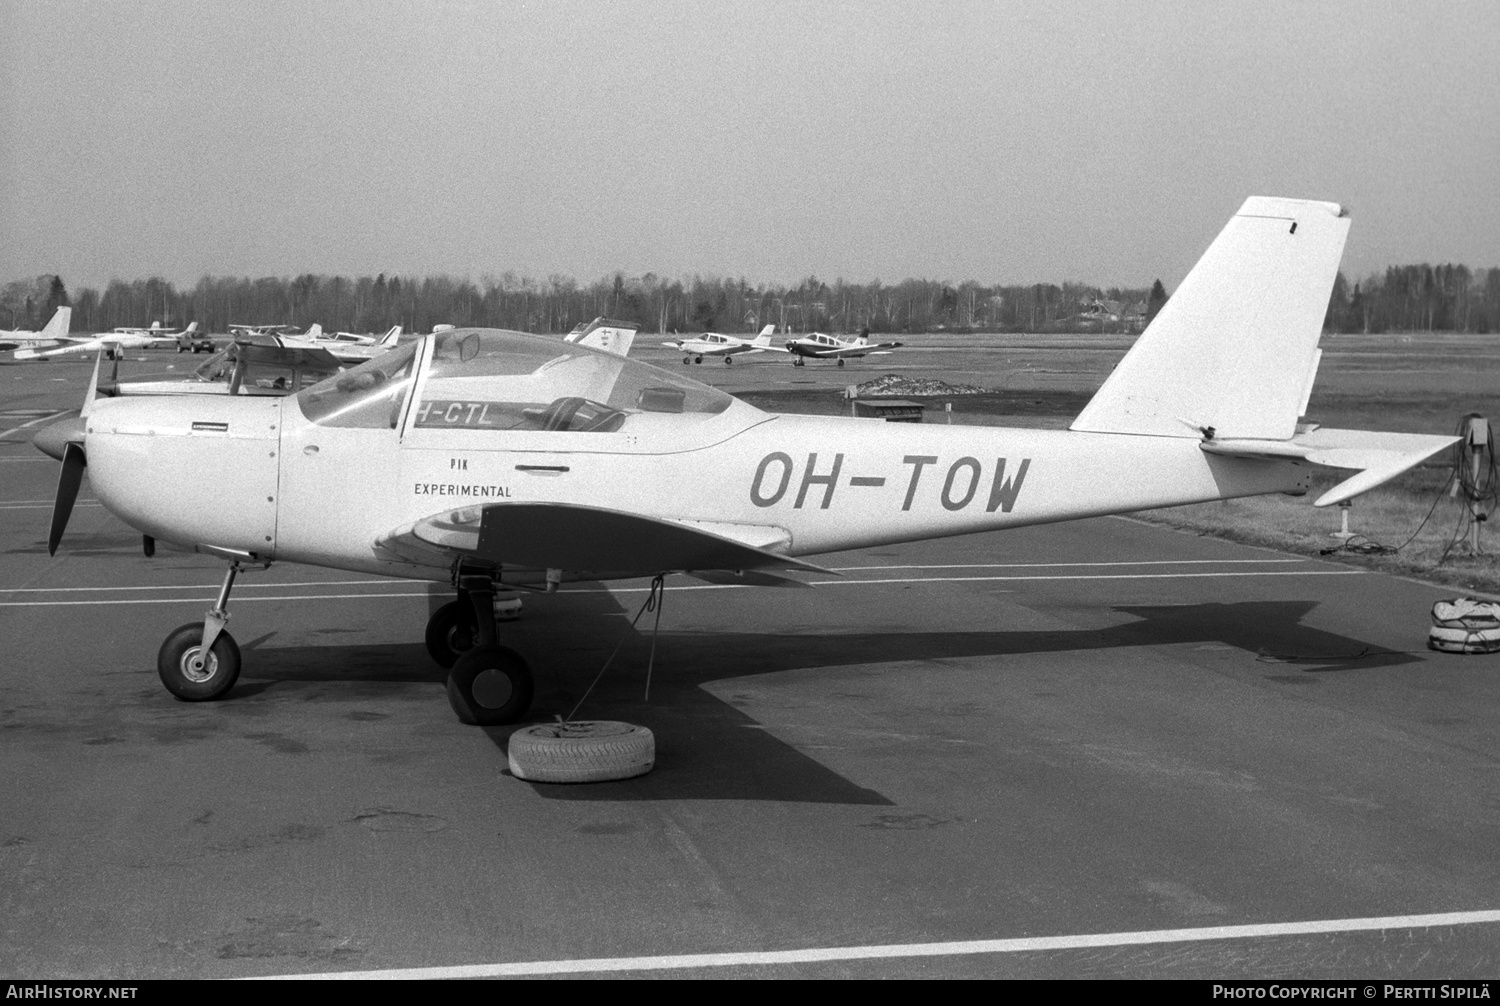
[15,321,193,361]
[564,317,639,357]
[663,324,784,365]
[279,325,403,364]
[784,328,903,367]
[228,324,294,338]
[0,307,71,353]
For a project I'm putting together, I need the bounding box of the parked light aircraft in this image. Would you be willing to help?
[663,325,784,365]
[229,324,293,338]
[564,317,638,357]
[15,322,194,361]
[0,307,71,353]
[36,197,1457,729]
[283,325,402,364]
[784,328,902,366]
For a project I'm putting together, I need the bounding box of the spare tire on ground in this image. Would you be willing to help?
[508,721,655,783]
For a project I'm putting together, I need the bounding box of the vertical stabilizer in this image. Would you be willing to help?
[41,307,72,340]
[1070,197,1349,441]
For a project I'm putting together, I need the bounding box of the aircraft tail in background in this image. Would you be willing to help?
[40,307,72,341]
[1071,197,1350,443]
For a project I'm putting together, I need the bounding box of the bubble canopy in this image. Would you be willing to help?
[296,328,735,431]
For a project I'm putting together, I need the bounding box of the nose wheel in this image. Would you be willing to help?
[157,562,244,700]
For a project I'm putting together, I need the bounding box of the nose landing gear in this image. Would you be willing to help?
[157,562,244,701]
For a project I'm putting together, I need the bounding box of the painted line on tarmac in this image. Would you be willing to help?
[257,908,1500,979]
[0,578,404,593]
[0,502,102,510]
[815,570,1364,586]
[571,569,1367,594]
[831,559,1307,571]
[0,569,1367,607]
[0,410,69,440]
[0,592,435,607]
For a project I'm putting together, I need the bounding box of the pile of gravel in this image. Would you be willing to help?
[853,373,990,397]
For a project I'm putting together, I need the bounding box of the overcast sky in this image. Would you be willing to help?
[2,0,1496,293]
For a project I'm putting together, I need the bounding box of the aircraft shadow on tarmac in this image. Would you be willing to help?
[226,587,1414,806]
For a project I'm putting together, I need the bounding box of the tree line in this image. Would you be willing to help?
[4,265,1499,336]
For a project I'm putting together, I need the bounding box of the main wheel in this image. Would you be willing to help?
[157,623,242,701]
[425,600,477,669]
[724,356,733,365]
[447,645,533,725]
[682,355,690,365]
[694,356,703,364]
[837,358,846,367]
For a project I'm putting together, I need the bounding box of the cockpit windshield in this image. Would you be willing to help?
[408,329,731,433]
[296,343,419,428]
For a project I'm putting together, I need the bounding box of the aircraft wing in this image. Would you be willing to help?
[375,501,831,575]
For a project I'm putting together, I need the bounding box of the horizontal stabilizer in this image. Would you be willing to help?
[1201,427,1456,506]
[383,502,829,574]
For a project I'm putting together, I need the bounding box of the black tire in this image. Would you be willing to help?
[837,358,846,367]
[724,356,733,365]
[157,623,241,701]
[508,721,655,783]
[682,356,690,365]
[424,600,477,669]
[447,645,533,725]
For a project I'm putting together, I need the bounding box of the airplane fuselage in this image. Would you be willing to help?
[82,391,1310,583]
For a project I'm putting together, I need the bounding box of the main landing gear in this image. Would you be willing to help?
[157,562,244,701]
[428,576,533,725]
[153,563,534,725]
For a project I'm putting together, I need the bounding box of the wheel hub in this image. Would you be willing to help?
[180,646,218,683]
[471,668,514,709]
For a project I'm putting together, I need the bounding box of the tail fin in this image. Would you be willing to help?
[305,323,323,339]
[751,333,772,348]
[1071,197,1349,441]
[40,307,71,339]
[184,322,198,334]
[378,325,402,346]
[759,324,775,337]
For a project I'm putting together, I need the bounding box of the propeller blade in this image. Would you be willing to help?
[47,441,86,557]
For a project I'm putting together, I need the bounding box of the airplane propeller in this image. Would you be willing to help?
[35,350,103,555]
[47,441,85,556]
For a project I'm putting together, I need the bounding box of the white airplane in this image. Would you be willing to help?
[784,328,902,367]
[663,324,784,365]
[36,197,1456,731]
[564,317,638,357]
[228,324,293,338]
[15,321,193,361]
[284,325,403,364]
[0,306,72,353]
